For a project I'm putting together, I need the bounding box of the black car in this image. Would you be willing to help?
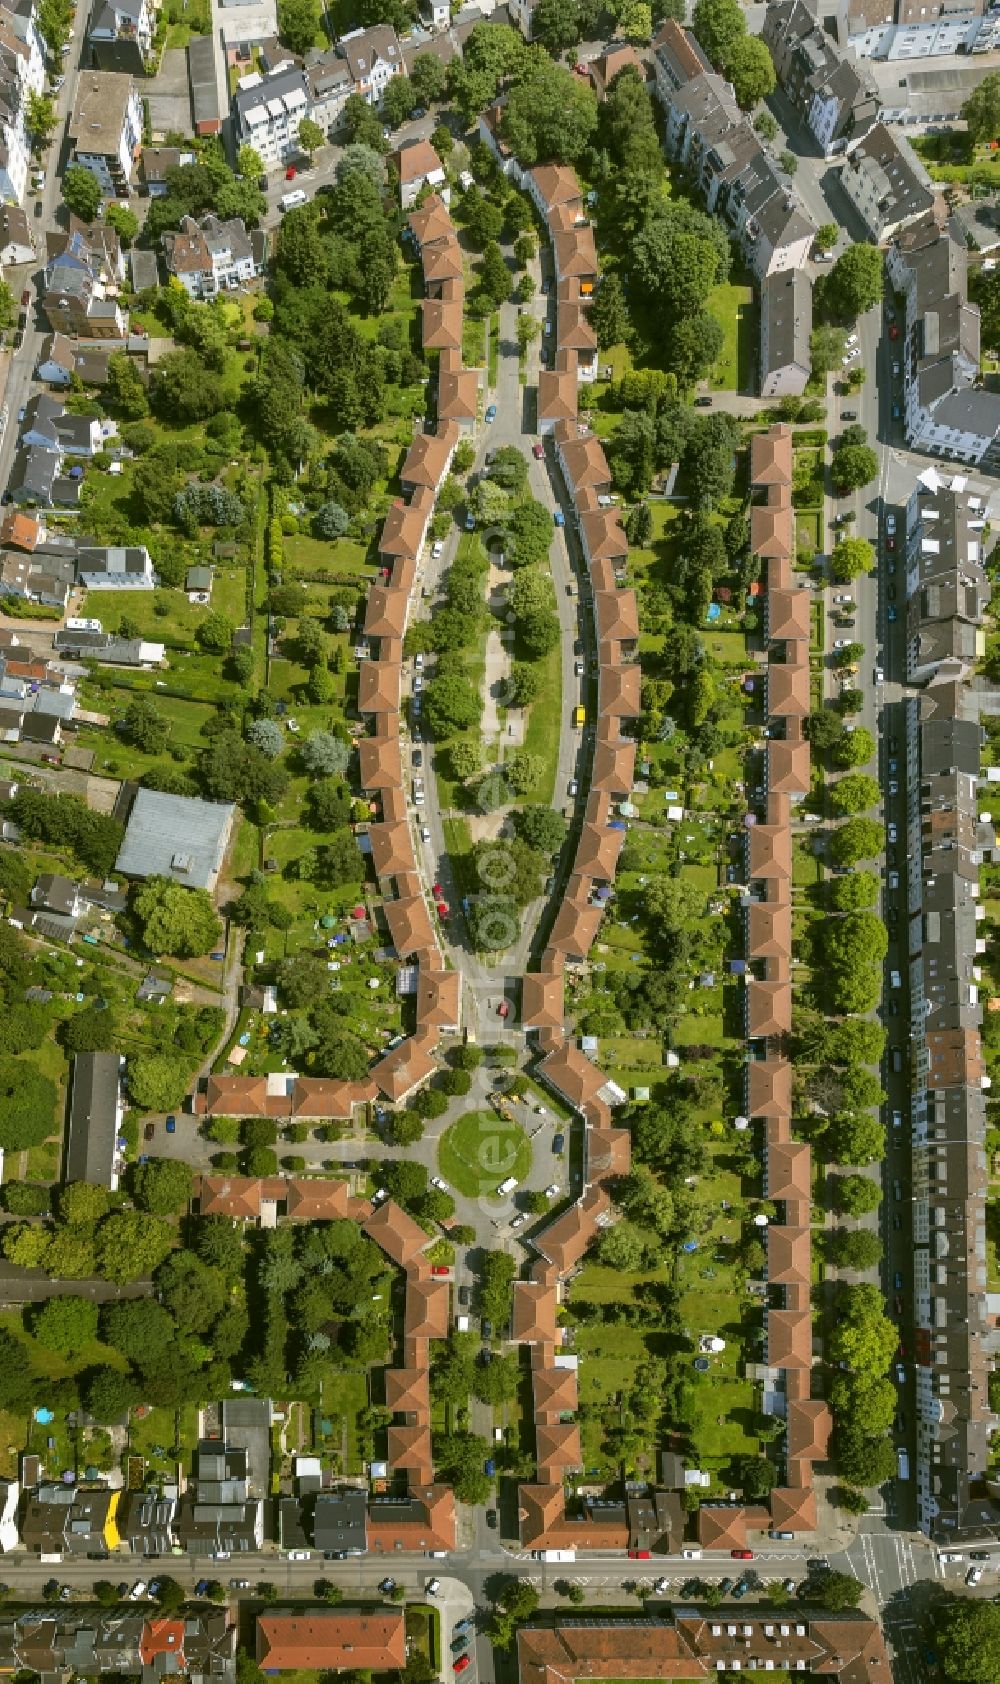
[459,1285,471,1306]
[807,1559,830,1573]
[412,750,423,768]
[694,395,713,407]
[552,1132,565,1153]
[486,1510,498,1528]
[574,639,583,655]
[482,1318,493,1340]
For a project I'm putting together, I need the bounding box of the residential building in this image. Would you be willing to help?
[654,34,817,305]
[651,17,710,101]
[338,25,404,104]
[904,484,990,683]
[78,543,154,588]
[175,1440,264,1556]
[841,120,935,240]
[87,0,155,75]
[163,214,261,297]
[887,212,1000,467]
[0,548,75,608]
[901,658,1000,1536]
[256,1611,406,1673]
[763,0,880,154]
[115,787,236,892]
[36,333,76,387]
[53,627,164,665]
[508,0,537,38]
[0,202,31,264]
[394,138,447,208]
[233,64,310,169]
[43,241,129,340]
[64,1051,125,1188]
[841,0,1000,61]
[760,268,813,398]
[304,48,353,133]
[517,1612,890,1684]
[68,71,142,194]
[138,143,196,195]
[22,1485,121,1556]
[0,1609,235,1678]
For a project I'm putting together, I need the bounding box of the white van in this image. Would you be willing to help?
[890,969,902,989]
[498,1176,518,1195]
[897,1448,910,1480]
[280,189,307,211]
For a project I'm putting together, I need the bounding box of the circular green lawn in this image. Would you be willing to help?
[438,1110,533,1199]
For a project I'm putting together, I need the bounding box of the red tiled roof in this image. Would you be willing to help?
[256,1610,406,1672]
[358,661,401,714]
[512,1281,558,1344]
[522,970,565,1032]
[750,424,793,486]
[371,1031,438,1101]
[362,1198,430,1267]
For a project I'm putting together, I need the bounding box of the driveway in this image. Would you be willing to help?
[145,47,193,137]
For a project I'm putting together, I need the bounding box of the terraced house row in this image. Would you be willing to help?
[480,81,826,1546]
[899,470,1000,1539]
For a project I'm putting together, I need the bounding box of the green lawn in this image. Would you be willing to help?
[438,1110,532,1198]
[706,279,756,394]
[519,636,562,805]
[0,1312,131,1382]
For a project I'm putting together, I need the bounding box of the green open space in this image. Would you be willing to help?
[706,278,756,393]
[438,1110,532,1198]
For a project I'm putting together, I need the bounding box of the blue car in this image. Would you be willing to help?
[485,404,497,424]
[887,604,897,622]
[484,1459,495,1477]
[464,512,475,531]
[553,509,565,527]
[165,1115,176,1133]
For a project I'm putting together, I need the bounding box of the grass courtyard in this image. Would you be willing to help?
[438,1110,532,1198]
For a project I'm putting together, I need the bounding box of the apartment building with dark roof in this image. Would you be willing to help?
[763,0,879,155]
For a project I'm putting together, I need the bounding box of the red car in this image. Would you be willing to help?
[889,323,900,339]
[436,902,449,918]
[731,1549,754,1560]
[454,1660,471,1675]
[20,289,29,307]
[628,1549,651,1560]
[532,442,544,459]
[285,165,297,180]
[431,1265,450,1277]
[432,882,444,896]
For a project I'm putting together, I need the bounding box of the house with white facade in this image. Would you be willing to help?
[763,0,879,155]
[77,544,156,589]
[87,0,155,75]
[0,202,31,264]
[841,121,935,241]
[163,214,261,297]
[68,70,142,194]
[0,5,45,205]
[233,64,310,169]
[338,25,404,104]
[394,139,448,209]
[887,211,1000,468]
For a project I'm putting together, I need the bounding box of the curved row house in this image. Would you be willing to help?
[187,191,481,1549]
[481,98,826,1554]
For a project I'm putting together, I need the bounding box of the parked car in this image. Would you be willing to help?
[165,1115,176,1133]
[485,404,497,424]
[532,441,544,458]
[731,1549,753,1560]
